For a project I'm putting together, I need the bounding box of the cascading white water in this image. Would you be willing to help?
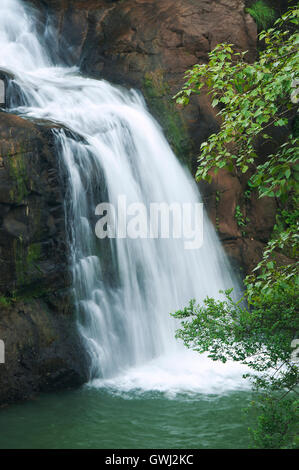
[1,0,250,394]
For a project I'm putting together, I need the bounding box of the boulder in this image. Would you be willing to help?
[0,111,89,404]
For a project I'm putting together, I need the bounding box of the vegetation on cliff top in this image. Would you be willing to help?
[173,6,299,448]
[246,0,277,30]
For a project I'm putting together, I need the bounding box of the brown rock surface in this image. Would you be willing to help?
[200,167,279,276]
[25,0,257,165]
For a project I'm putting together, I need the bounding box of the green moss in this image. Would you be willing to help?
[142,70,193,169]
[13,284,51,302]
[5,147,45,291]
[0,295,12,307]
[8,149,29,203]
[246,1,276,30]
[26,242,41,267]
[13,238,43,288]
[0,285,55,306]
[14,236,25,286]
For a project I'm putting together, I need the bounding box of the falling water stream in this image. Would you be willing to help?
[0,0,252,448]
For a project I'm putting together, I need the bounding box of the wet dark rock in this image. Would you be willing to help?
[24,0,257,168]
[0,297,88,404]
[0,111,89,404]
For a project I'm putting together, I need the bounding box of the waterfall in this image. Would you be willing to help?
[0,0,249,394]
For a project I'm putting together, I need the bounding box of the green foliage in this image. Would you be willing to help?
[172,280,299,448]
[174,7,299,201]
[247,223,299,294]
[235,205,245,227]
[173,7,299,448]
[174,4,299,275]
[272,194,299,256]
[234,204,249,235]
[173,282,298,370]
[0,295,11,307]
[249,136,299,200]
[248,394,299,448]
[246,1,276,30]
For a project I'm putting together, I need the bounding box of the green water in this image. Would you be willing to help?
[0,387,252,449]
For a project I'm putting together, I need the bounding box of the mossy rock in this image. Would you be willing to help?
[142,70,194,170]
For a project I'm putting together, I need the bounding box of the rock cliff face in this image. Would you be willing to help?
[25,0,257,165]
[0,112,66,294]
[0,112,89,404]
